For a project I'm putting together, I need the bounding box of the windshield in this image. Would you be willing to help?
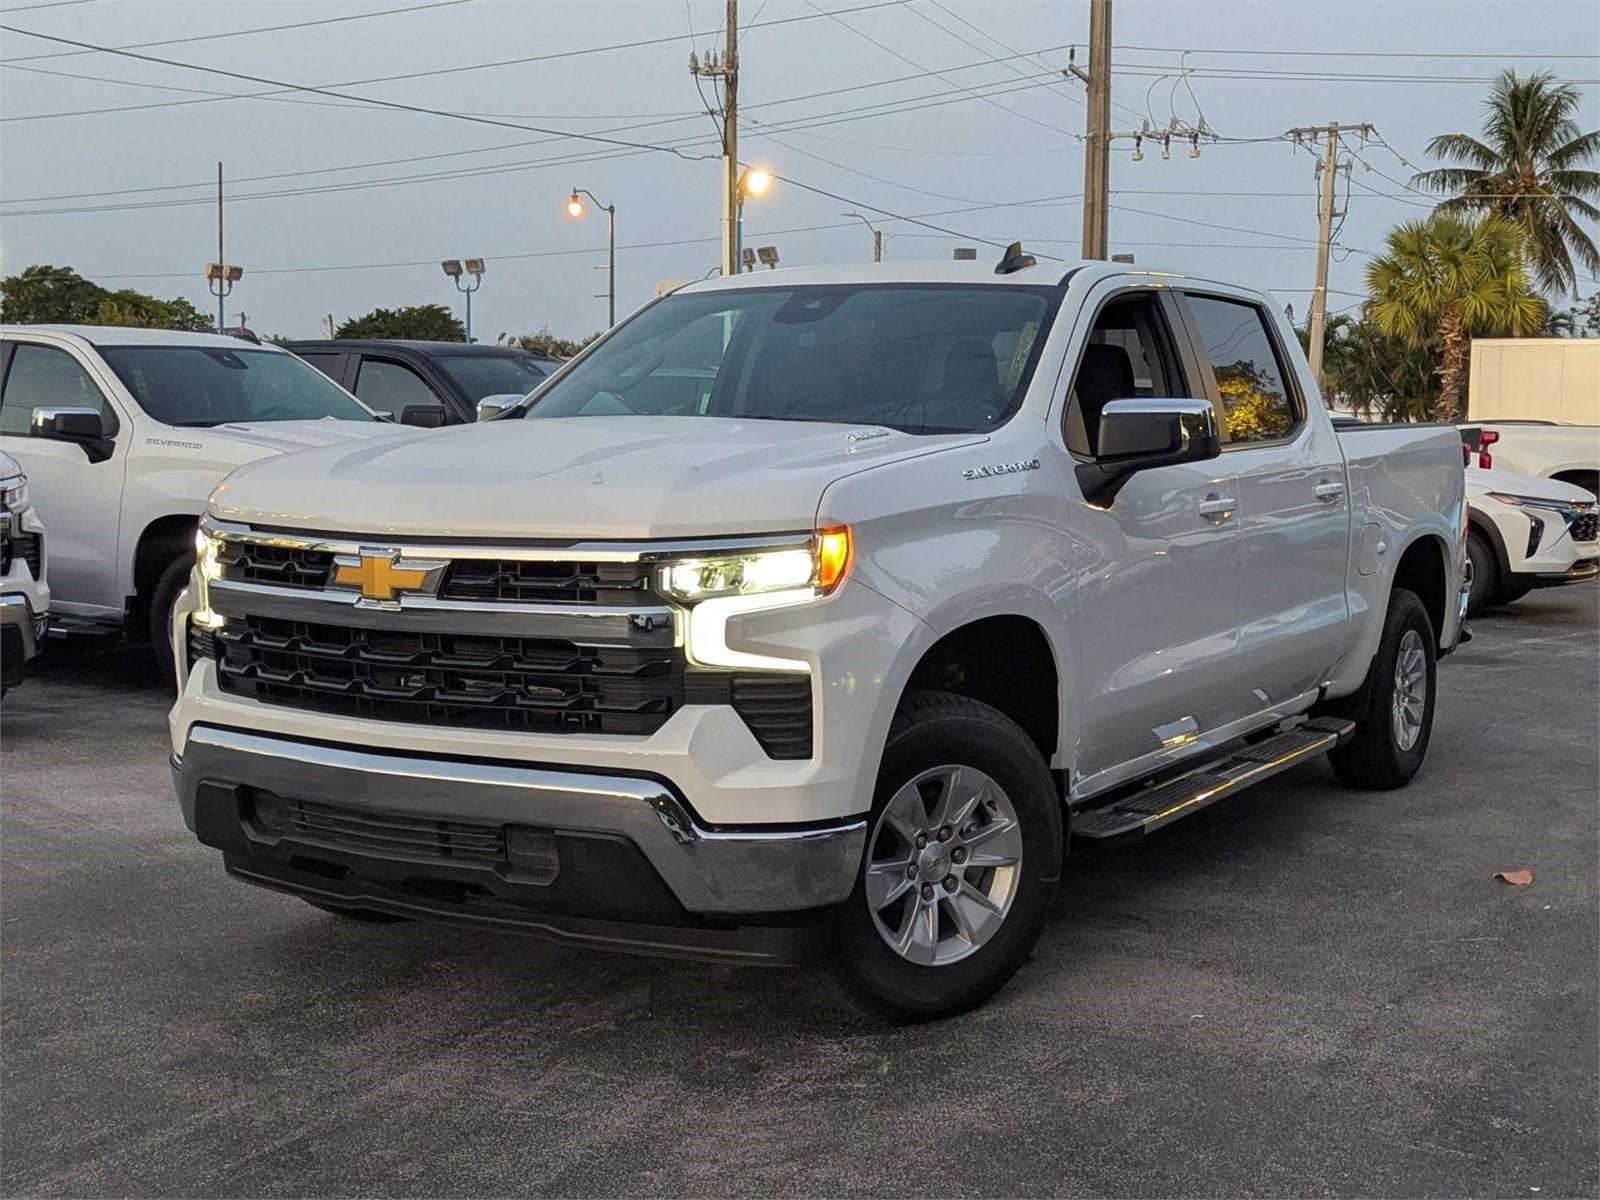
[524,283,1059,435]
[435,353,551,402]
[99,346,375,426]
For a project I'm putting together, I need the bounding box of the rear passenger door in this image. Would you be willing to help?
[1178,290,1351,712]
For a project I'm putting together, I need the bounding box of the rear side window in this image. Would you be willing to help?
[1185,295,1299,445]
[294,352,344,381]
[0,342,116,436]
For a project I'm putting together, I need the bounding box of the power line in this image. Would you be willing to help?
[3,70,1083,215]
[1111,42,1600,60]
[0,0,96,11]
[799,0,1078,141]
[0,0,475,64]
[906,0,1081,114]
[0,0,913,123]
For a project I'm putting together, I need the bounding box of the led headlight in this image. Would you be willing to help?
[0,475,28,512]
[191,522,226,629]
[1486,492,1582,513]
[660,527,852,603]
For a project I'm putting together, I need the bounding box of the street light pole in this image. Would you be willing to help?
[567,188,616,327]
[843,211,883,262]
[441,259,485,342]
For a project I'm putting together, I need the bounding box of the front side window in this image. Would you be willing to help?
[435,353,550,402]
[0,342,117,436]
[354,358,437,410]
[525,284,1059,435]
[1063,294,1183,457]
[1185,295,1299,445]
[98,346,375,427]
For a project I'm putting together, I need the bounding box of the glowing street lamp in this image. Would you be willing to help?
[566,188,616,327]
[733,166,773,271]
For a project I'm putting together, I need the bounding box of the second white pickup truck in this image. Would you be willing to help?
[171,255,1467,1019]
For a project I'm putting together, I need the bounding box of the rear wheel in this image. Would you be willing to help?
[832,692,1062,1022]
[1464,528,1499,617]
[1329,588,1436,791]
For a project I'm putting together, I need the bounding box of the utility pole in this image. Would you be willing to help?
[688,1,740,276]
[216,162,224,330]
[1076,0,1112,260]
[1289,122,1372,397]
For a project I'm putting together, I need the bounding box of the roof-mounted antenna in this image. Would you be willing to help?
[994,241,1037,275]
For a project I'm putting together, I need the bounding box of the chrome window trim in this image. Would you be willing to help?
[204,517,812,564]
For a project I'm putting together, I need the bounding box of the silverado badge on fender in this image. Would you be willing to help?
[961,458,1040,481]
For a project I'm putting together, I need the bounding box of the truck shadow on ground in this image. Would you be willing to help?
[232,763,1336,1035]
[25,635,166,692]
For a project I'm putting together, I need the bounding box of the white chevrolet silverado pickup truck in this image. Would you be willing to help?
[0,326,409,681]
[170,257,1467,1019]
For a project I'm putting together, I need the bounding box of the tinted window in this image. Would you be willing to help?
[1185,295,1298,444]
[526,285,1058,435]
[435,353,550,402]
[1,342,116,436]
[294,351,344,381]
[354,358,437,410]
[99,345,373,426]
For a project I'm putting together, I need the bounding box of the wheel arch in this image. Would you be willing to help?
[1468,508,1512,576]
[892,613,1063,770]
[1390,531,1451,647]
[128,511,199,626]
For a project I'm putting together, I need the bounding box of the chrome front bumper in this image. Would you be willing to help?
[173,726,866,918]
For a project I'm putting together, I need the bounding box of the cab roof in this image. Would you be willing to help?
[0,325,283,350]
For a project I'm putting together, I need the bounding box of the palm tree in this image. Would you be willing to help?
[1412,70,1600,296]
[1365,213,1545,420]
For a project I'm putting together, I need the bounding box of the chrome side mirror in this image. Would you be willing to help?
[1076,398,1220,504]
[30,406,114,464]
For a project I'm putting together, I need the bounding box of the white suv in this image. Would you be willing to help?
[1465,465,1599,614]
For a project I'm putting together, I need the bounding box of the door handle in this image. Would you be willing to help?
[1198,494,1235,520]
[1313,480,1346,504]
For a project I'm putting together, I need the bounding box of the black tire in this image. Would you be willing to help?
[303,899,409,924]
[1464,528,1499,617]
[1328,588,1437,791]
[1494,585,1531,606]
[147,553,194,689]
[832,691,1063,1022]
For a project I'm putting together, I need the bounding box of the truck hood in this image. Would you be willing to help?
[198,418,410,457]
[210,416,983,539]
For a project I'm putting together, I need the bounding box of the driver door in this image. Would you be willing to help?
[1057,287,1246,797]
[0,338,130,616]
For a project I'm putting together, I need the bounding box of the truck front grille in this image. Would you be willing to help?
[193,616,812,755]
[221,543,335,590]
[205,615,692,736]
[440,559,659,605]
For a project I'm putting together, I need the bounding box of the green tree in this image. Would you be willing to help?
[515,324,603,358]
[1366,213,1545,420]
[0,264,107,323]
[335,304,464,341]
[93,290,212,331]
[1298,313,1442,421]
[1412,70,1600,297]
[1542,293,1600,337]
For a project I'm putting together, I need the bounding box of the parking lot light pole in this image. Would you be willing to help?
[566,189,615,327]
[441,259,485,342]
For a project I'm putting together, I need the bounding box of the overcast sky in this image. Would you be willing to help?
[1,0,1595,340]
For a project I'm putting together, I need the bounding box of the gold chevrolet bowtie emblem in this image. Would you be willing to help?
[330,549,445,602]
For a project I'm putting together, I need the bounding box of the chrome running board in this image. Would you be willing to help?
[1071,717,1355,840]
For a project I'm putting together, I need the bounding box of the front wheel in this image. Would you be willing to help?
[1328,588,1437,790]
[832,692,1062,1022]
[148,552,194,690]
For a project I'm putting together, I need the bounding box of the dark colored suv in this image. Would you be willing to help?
[281,340,560,426]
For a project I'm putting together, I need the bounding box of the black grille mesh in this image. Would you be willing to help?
[1572,511,1598,543]
[251,791,506,862]
[440,559,659,605]
[1,530,41,579]
[193,617,812,757]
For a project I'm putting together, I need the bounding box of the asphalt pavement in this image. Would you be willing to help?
[2,587,1596,1198]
